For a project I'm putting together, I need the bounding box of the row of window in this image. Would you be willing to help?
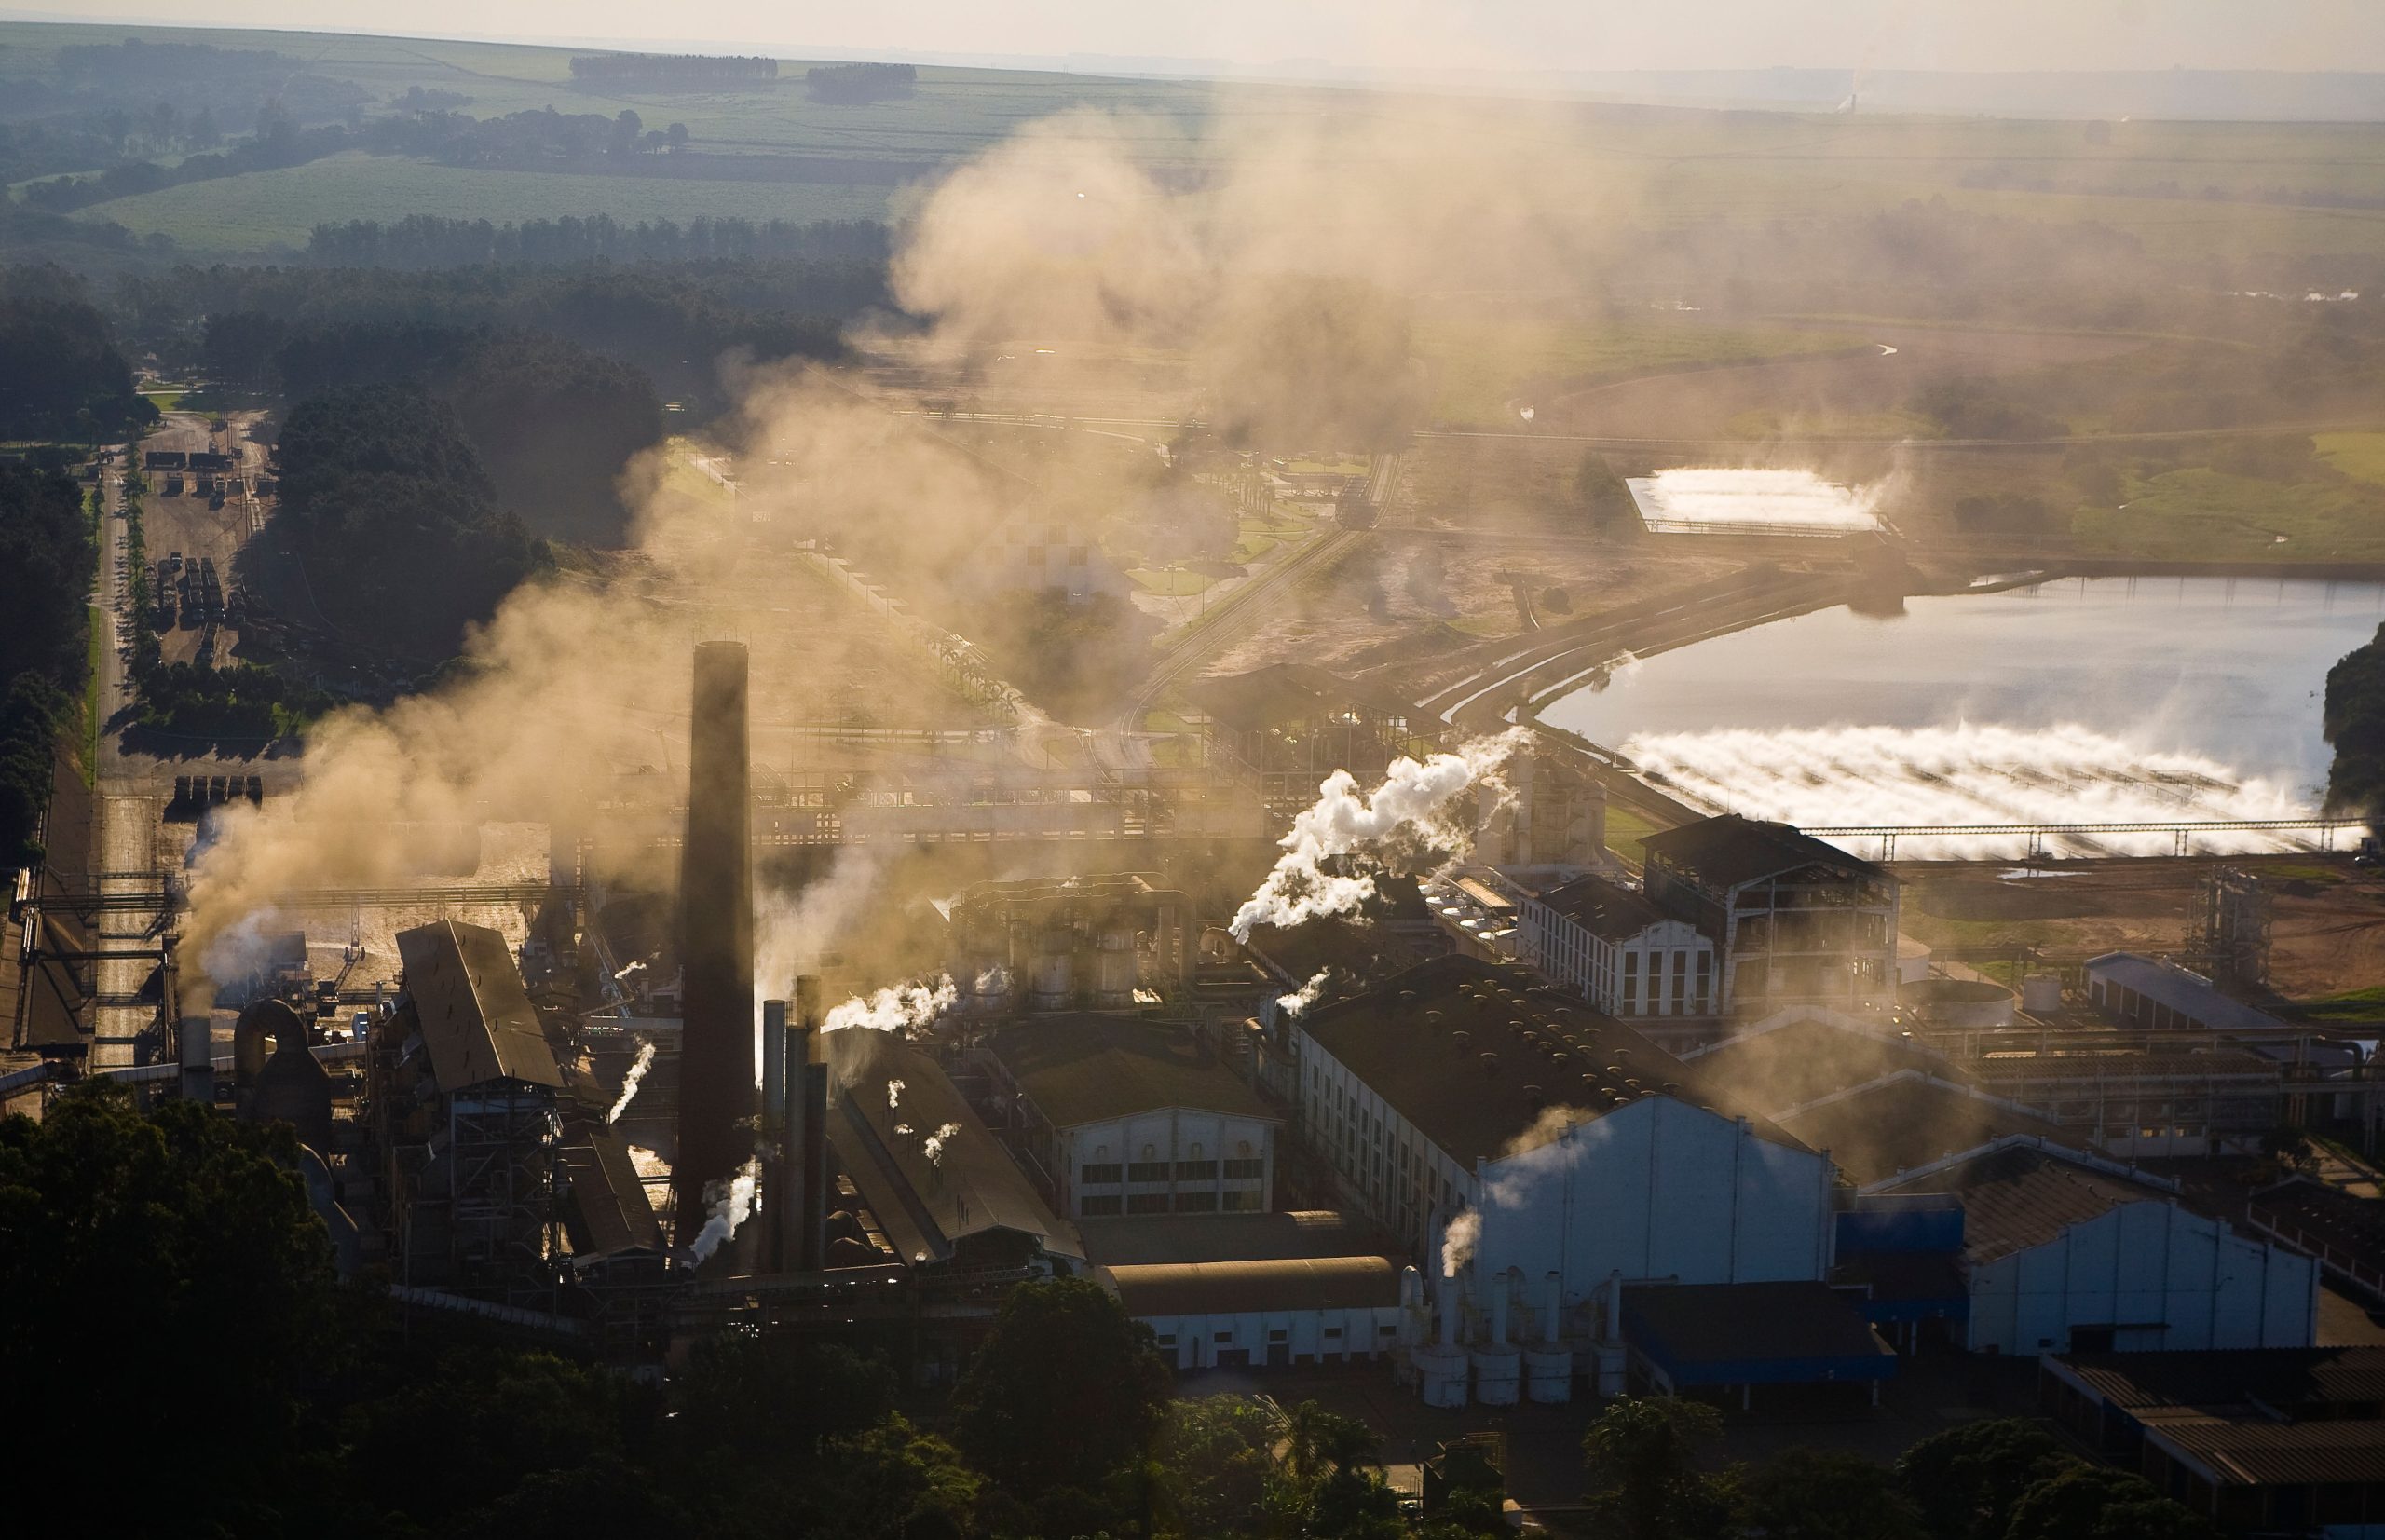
[1077,1158,1265,1186]
[1082,1190,1262,1216]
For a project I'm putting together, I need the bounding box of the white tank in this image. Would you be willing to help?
[1471,1273,1521,1406]
[2022,973,2064,1015]
[1095,939,1137,1007]
[1591,1342,1628,1397]
[1415,1298,1468,1407]
[1032,935,1071,1010]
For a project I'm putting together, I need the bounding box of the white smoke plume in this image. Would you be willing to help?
[686,1156,762,1264]
[1276,968,1332,1020]
[606,1039,657,1124]
[923,1122,962,1165]
[824,976,959,1034]
[887,1077,905,1110]
[894,1123,913,1138]
[613,960,647,983]
[1627,722,2310,858]
[752,843,888,1083]
[1230,730,1528,941]
[1441,1209,1480,1278]
[974,965,1010,998]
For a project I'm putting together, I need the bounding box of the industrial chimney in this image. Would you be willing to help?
[673,641,756,1246]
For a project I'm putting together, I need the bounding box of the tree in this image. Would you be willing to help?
[2260,1125,2316,1173]
[450,1455,694,1540]
[951,1276,1172,1502]
[1895,1419,2071,1540]
[1744,1449,1927,1540]
[0,1083,342,1531]
[1577,452,1638,528]
[667,121,689,154]
[1581,1396,1740,1540]
[2001,1465,2215,1540]
[1159,1396,1274,1537]
[819,1415,985,1540]
[667,1333,896,1470]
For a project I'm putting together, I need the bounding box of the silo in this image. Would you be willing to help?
[673,641,756,1246]
[1470,1270,1522,1406]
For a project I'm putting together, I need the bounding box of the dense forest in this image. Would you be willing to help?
[2325,622,2385,823]
[273,385,547,661]
[6,1081,2216,1539]
[303,213,890,268]
[0,466,93,864]
[0,267,157,441]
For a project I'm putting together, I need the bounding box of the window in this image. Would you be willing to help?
[1671,950,1688,1015]
[1080,1163,1122,1184]
[1156,1334,1177,1348]
[1140,1143,1158,1160]
[1222,1189,1259,1211]
[1080,1194,1123,1216]
[1127,1161,1170,1182]
[1127,1192,1171,1214]
[1176,1160,1218,1180]
[1175,1191,1219,1212]
[1269,1329,1289,1342]
[1223,1158,1265,1179]
[1623,951,1639,1012]
[1323,1327,1342,1340]
[1214,1332,1233,1345]
[1188,1141,1205,1160]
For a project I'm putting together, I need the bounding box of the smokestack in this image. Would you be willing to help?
[797,974,827,1273]
[178,974,213,1104]
[761,998,788,1269]
[673,641,756,1246]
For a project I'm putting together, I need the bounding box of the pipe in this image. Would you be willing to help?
[1440,1290,1460,1347]
[797,974,826,1273]
[1490,1272,1510,1346]
[1545,1272,1563,1343]
[761,999,787,1270]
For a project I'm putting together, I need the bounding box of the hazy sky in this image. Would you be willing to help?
[21,0,2385,75]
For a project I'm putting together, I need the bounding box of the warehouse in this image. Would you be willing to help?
[1108,1256,1408,1370]
[2084,952,2288,1035]
[1292,956,1836,1301]
[1519,874,1715,1019]
[977,1014,1281,1220]
[2041,1346,2385,1530]
[1872,1141,2317,1355]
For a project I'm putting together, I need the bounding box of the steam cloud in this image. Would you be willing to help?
[1441,1209,1480,1278]
[606,1039,657,1124]
[923,1122,962,1165]
[1276,968,1332,1020]
[824,976,959,1035]
[887,1077,905,1110]
[1230,730,1527,941]
[1629,722,2310,857]
[686,1155,761,1264]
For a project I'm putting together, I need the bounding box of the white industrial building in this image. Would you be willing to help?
[2084,952,2289,1035]
[979,1015,1280,1220]
[1874,1141,2317,1356]
[1109,1257,1408,1370]
[1520,873,1718,1019]
[1290,957,1836,1299]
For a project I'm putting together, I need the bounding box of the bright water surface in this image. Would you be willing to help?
[1541,577,2385,804]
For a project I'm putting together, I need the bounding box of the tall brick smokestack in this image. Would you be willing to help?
[674,641,756,1245]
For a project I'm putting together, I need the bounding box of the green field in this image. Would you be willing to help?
[2318,432,2385,488]
[2072,464,2385,562]
[1417,315,1863,427]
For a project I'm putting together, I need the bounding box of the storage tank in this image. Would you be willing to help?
[1523,1271,1574,1403]
[2021,973,2064,1015]
[1414,1288,1469,1408]
[1094,930,1137,1008]
[1470,1272,1522,1407]
[1905,976,2016,1029]
[1031,930,1072,1009]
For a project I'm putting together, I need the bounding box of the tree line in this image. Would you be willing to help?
[568,52,780,84]
[0,467,94,865]
[808,62,920,105]
[0,266,158,443]
[303,212,890,269]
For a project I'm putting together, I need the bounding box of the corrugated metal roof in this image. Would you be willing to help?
[559,1117,665,1257]
[1642,815,1886,891]
[1083,1210,1397,1269]
[1298,955,1806,1169]
[1533,875,1670,942]
[2062,1346,2385,1415]
[2153,1418,2385,1487]
[395,920,564,1090]
[1107,1256,1400,1315]
[2083,952,2287,1035]
[986,1015,1279,1129]
[828,1031,1083,1264]
[1623,1281,1899,1371]
[1873,1145,2176,1261]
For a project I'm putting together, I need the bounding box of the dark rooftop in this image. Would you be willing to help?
[1296,954,1805,1168]
[395,920,564,1090]
[1183,662,1420,733]
[1642,815,1887,891]
[1778,1074,2081,1187]
[1533,873,1670,942]
[559,1117,665,1258]
[1873,1144,2182,1262]
[2249,1178,2385,1271]
[1107,1256,1400,1316]
[985,1015,1279,1129]
[1622,1281,1898,1382]
[2085,952,2287,1035]
[2058,1346,2385,1417]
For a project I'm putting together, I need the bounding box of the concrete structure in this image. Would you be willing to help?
[674,641,756,1243]
[1641,816,1900,1015]
[1962,1045,2284,1159]
[1874,1141,2317,1356]
[948,875,1192,1013]
[1186,663,1440,816]
[979,1015,1280,1220]
[2086,951,2288,1035]
[1291,957,1836,1301]
[1520,873,1715,1019]
[2042,1347,2385,1532]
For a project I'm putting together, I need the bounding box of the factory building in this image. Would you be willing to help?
[1871,1141,2317,1356]
[978,1014,1281,1220]
[2084,952,2289,1035]
[1961,1046,2285,1159]
[2041,1347,2385,1531]
[1639,816,1901,1015]
[1291,957,1836,1294]
[1520,874,1716,1019]
[828,1029,1085,1275]
[1111,1258,1407,1371]
[948,875,1192,1014]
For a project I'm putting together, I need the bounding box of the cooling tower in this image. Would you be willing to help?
[673,641,756,1246]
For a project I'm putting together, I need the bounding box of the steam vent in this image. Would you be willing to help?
[674,640,757,1244]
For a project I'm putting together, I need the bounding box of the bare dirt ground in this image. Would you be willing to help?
[1898,856,2385,1010]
